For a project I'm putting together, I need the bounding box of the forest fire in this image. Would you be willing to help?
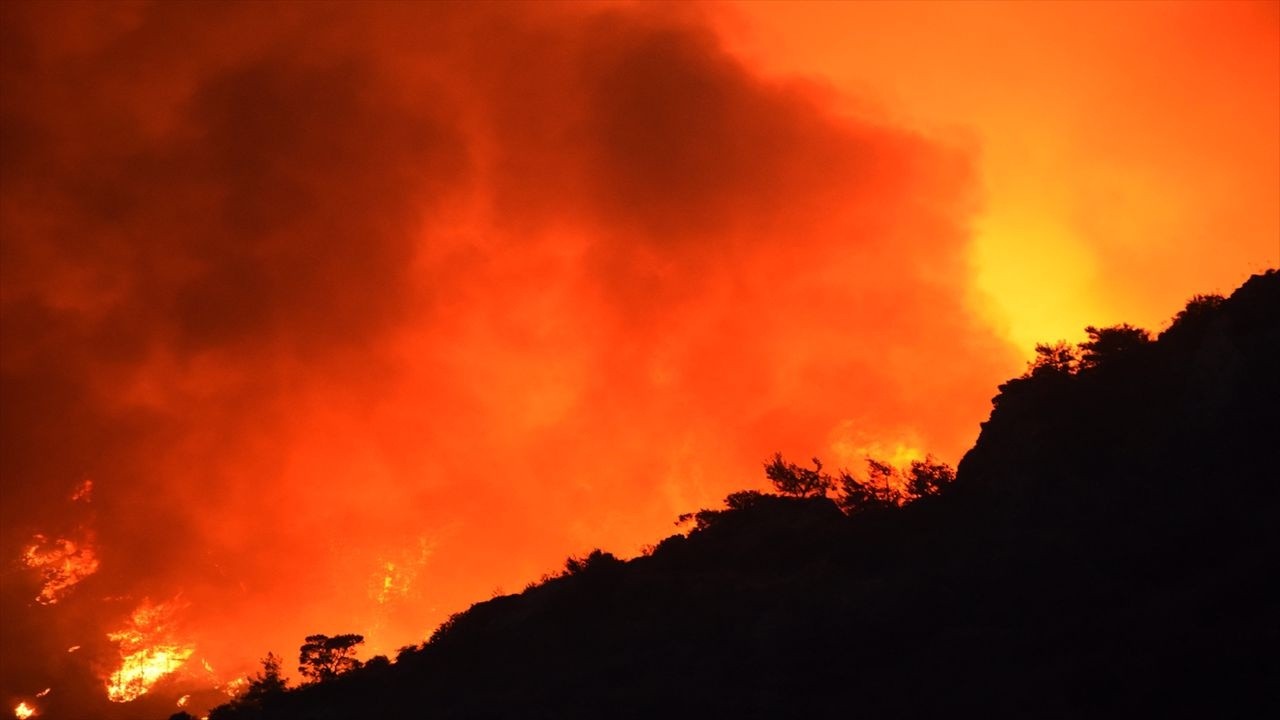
[20,533,99,605]
[371,540,434,606]
[104,600,195,703]
[222,677,249,698]
[11,702,34,719]
[0,1,1273,716]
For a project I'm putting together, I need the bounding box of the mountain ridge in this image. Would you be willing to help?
[197,270,1279,720]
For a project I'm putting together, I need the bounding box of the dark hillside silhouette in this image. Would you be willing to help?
[202,271,1278,719]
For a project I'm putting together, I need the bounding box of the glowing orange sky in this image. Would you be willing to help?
[716,0,1274,348]
[1,2,1275,717]
[719,0,1279,350]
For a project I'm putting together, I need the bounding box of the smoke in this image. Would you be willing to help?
[1,2,1016,715]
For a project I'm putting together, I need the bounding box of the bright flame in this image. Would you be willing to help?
[32,690,48,699]
[13,703,35,719]
[106,646,195,703]
[21,533,100,604]
[104,599,195,703]
[177,694,190,707]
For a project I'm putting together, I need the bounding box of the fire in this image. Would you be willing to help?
[21,533,100,605]
[223,677,249,697]
[177,694,190,707]
[373,560,412,606]
[70,479,93,502]
[12,703,35,719]
[107,646,196,703]
[370,539,434,605]
[104,599,195,703]
[32,690,48,698]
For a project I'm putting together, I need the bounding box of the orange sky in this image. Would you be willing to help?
[1,2,1276,717]
[719,0,1279,349]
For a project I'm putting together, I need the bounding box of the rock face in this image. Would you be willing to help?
[204,272,1279,720]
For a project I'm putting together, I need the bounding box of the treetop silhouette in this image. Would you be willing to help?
[298,633,364,683]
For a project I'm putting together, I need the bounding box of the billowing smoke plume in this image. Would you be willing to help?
[1,3,1016,716]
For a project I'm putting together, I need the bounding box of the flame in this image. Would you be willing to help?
[375,562,401,605]
[370,538,434,605]
[223,677,249,698]
[106,646,195,703]
[21,533,100,605]
[32,691,48,699]
[70,479,93,502]
[66,646,80,653]
[104,599,195,703]
[12,703,35,719]
[177,694,190,707]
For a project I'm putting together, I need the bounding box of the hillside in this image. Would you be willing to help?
[198,271,1279,720]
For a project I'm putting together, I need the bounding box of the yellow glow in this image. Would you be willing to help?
[104,599,195,703]
[718,0,1280,354]
[13,702,35,719]
[106,646,195,703]
[972,211,1102,352]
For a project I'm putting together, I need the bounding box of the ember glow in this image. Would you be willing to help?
[70,480,93,503]
[1,1,1275,716]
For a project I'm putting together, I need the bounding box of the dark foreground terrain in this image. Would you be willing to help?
[200,271,1278,719]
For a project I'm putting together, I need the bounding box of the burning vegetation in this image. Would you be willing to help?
[104,599,196,703]
[20,533,100,605]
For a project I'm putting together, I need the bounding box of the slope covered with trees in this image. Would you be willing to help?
[195,271,1278,720]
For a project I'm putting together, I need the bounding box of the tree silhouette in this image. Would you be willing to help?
[298,634,364,683]
[764,453,833,497]
[246,652,288,699]
[1170,293,1224,328]
[1029,341,1078,376]
[1078,323,1150,369]
[563,549,622,576]
[866,458,908,507]
[836,466,887,513]
[905,456,955,498]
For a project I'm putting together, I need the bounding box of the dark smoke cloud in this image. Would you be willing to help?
[0,2,1016,716]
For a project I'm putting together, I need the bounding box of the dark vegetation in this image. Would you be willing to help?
[197,272,1278,719]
